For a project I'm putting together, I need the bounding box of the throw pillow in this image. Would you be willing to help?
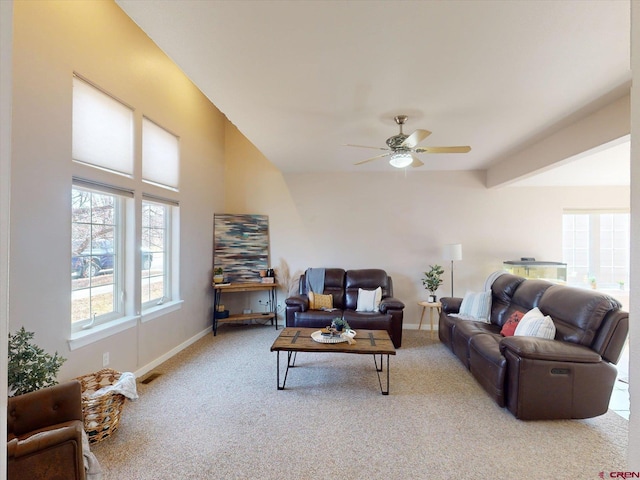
[356,287,382,312]
[308,291,333,310]
[514,307,556,339]
[500,310,525,337]
[457,290,492,323]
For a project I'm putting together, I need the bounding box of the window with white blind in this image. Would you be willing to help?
[72,75,134,176]
[562,210,630,290]
[142,117,180,190]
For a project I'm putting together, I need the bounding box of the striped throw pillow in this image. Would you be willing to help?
[457,290,492,323]
[514,307,556,339]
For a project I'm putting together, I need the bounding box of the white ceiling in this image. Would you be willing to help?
[116,0,631,183]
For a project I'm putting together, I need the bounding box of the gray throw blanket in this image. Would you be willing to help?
[305,268,325,293]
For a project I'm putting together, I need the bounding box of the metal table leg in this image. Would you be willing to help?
[373,353,390,395]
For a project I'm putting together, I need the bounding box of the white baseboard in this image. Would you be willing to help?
[134,327,211,378]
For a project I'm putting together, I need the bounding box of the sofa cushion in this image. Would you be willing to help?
[293,310,341,328]
[356,287,382,312]
[500,311,525,337]
[538,285,621,346]
[514,308,556,339]
[453,291,491,323]
[344,269,390,310]
[469,334,507,407]
[308,292,333,310]
[342,310,391,331]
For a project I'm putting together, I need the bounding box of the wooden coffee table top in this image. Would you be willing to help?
[270,327,396,355]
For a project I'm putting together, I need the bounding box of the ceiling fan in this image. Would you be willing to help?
[347,115,471,168]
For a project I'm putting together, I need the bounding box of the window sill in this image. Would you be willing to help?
[141,299,183,323]
[68,315,139,351]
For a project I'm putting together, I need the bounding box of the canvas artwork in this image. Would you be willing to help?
[213,214,270,283]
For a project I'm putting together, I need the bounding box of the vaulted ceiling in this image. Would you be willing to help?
[116,0,631,183]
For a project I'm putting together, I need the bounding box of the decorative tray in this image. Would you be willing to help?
[311,329,356,344]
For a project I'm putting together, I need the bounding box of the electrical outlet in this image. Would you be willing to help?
[102,352,110,367]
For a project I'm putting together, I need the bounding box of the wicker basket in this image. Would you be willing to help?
[73,368,126,444]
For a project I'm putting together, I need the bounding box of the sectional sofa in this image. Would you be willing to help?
[439,273,628,420]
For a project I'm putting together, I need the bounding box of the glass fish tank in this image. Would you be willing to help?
[503,260,567,284]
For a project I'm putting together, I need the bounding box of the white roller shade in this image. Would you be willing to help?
[72,76,134,176]
[142,117,179,190]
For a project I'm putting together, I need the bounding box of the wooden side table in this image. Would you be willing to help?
[418,301,442,339]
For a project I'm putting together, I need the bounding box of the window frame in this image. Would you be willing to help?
[71,183,127,332]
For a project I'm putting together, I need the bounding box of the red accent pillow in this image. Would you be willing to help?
[501,311,525,337]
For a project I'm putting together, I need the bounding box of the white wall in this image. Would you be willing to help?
[628,0,639,470]
[10,0,225,380]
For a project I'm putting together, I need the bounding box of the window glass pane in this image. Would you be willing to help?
[72,77,134,176]
[142,200,169,306]
[142,118,179,190]
[563,211,629,290]
[71,187,122,327]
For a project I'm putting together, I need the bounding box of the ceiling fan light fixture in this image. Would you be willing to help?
[389,152,413,168]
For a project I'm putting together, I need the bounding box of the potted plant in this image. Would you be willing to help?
[8,327,66,396]
[422,264,444,302]
[330,317,351,332]
[213,267,224,284]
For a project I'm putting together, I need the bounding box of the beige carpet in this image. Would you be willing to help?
[91,325,628,479]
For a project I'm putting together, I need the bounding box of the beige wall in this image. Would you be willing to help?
[10,0,225,379]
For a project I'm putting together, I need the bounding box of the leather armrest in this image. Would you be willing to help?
[440,297,462,314]
[500,336,602,363]
[380,296,404,312]
[8,421,84,459]
[285,294,308,311]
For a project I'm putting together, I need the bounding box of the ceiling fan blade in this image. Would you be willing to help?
[354,152,392,165]
[410,156,424,168]
[415,146,471,154]
[401,129,431,148]
[345,144,390,151]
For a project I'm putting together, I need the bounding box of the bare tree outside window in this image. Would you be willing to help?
[142,200,168,306]
[71,188,120,326]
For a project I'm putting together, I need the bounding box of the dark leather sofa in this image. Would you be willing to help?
[7,380,86,480]
[285,268,405,347]
[439,273,628,420]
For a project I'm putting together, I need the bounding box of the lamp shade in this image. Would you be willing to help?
[442,243,462,262]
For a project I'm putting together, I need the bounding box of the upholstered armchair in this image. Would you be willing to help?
[7,380,86,480]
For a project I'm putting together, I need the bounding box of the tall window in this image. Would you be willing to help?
[141,199,170,307]
[71,187,123,329]
[563,210,630,290]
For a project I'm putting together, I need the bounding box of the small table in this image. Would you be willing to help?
[270,328,396,395]
[418,301,441,339]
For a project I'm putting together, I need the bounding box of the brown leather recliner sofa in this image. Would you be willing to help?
[439,273,628,420]
[7,380,86,480]
[285,268,405,347]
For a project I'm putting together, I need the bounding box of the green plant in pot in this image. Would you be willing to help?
[422,264,444,302]
[8,327,66,397]
[213,267,224,284]
[330,317,351,333]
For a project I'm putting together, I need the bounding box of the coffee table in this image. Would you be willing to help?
[270,327,396,395]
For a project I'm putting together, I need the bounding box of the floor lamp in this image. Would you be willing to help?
[442,244,462,297]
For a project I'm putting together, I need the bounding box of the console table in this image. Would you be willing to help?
[212,282,278,335]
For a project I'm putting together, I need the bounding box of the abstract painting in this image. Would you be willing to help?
[213,214,269,283]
